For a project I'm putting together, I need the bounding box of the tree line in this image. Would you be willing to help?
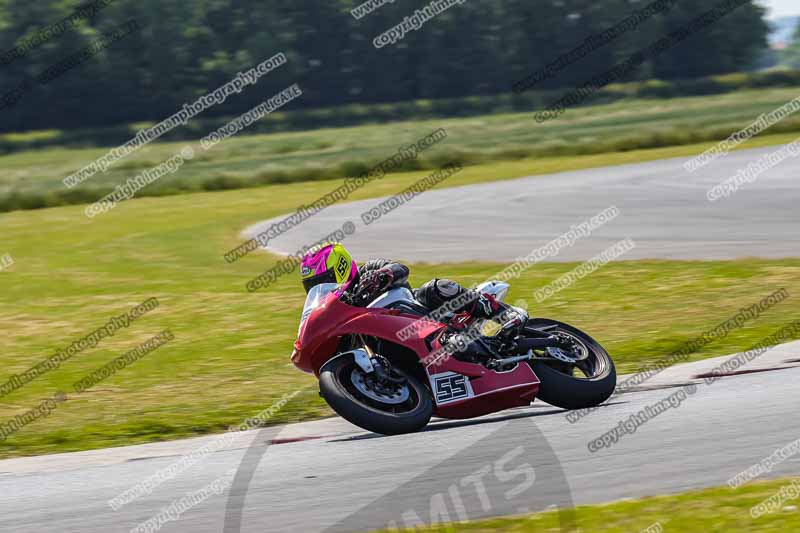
[0,0,769,133]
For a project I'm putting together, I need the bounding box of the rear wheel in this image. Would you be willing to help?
[319,355,433,435]
[525,319,616,410]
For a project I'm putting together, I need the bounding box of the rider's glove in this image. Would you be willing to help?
[353,268,394,305]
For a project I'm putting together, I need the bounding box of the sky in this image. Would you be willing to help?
[759,0,800,19]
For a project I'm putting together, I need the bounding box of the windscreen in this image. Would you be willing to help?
[298,282,339,335]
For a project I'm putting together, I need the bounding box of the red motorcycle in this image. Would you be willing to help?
[292,281,616,435]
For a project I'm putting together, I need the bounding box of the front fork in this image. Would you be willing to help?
[351,336,404,384]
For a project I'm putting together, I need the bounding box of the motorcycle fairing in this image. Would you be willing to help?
[292,287,541,419]
[293,293,443,375]
[424,339,540,418]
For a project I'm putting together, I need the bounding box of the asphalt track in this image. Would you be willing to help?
[245,144,800,262]
[1,343,799,533]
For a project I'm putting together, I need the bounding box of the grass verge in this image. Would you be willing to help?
[2,86,800,212]
[369,477,800,532]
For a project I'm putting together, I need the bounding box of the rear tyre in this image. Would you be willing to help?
[526,319,616,410]
[319,356,433,435]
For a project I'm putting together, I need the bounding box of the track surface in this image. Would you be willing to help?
[245,145,800,262]
[1,363,799,532]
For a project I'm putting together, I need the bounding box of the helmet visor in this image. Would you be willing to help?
[302,269,337,294]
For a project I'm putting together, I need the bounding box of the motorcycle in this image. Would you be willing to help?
[291,280,616,435]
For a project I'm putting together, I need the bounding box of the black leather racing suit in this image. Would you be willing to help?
[344,259,502,320]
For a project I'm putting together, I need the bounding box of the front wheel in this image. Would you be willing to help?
[525,319,616,410]
[319,356,433,435]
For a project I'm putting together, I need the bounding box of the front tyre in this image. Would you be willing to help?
[526,319,616,410]
[319,356,433,435]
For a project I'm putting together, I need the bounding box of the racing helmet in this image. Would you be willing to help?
[300,243,357,293]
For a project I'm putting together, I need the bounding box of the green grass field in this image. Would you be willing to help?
[370,477,800,532]
[2,86,800,212]
[1,150,799,458]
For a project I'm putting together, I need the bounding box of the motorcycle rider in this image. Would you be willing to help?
[299,242,512,324]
